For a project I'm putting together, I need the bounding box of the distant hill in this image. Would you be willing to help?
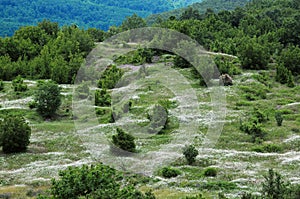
[0,0,202,37]
[146,0,250,24]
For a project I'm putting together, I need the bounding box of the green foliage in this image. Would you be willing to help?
[252,144,283,153]
[112,128,136,152]
[201,181,237,190]
[0,115,31,153]
[115,48,154,65]
[183,144,199,165]
[39,163,155,199]
[276,64,295,87]
[160,166,181,178]
[238,38,270,70]
[12,75,27,92]
[0,0,200,36]
[203,167,217,177]
[240,108,269,143]
[214,56,241,76]
[262,169,290,199]
[95,89,111,107]
[120,14,146,31]
[278,45,300,75]
[34,80,61,118]
[275,112,283,126]
[98,65,124,89]
[238,83,268,101]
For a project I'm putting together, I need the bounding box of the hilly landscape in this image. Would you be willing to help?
[0,0,202,37]
[0,0,300,198]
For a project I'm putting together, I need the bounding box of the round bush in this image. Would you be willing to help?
[161,167,181,178]
[203,167,217,177]
[0,115,31,153]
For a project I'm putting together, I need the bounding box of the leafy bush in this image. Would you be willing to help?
[95,89,111,107]
[239,83,268,101]
[160,167,181,178]
[12,75,27,92]
[262,169,290,199]
[252,144,283,153]
[203,167,217,177]
[183,144,199,165]
[275,64,295,87]
[275,111,283,126]
[214,56,241,76]
[38,163,155,199]
[28,101,37,109]
[240,122,266,143]
[34,80,61,118]
[0,115,31,153]
[278,45,300,75]
[112,128,136,152]
[97,65,124,89]
[201,181,237,190]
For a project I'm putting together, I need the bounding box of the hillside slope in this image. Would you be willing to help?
[0,0,202,37]
[146,0,250,24]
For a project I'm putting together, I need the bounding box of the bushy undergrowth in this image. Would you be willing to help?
[0,115,31,153]
[159,166,181,178]
[38,163,156,199]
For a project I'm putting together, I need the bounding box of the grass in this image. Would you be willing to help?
[0,54,299,198]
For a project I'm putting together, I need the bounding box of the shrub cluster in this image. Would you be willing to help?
[0,115,31,153]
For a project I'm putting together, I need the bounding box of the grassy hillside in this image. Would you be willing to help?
[0,0,202,37]
[0,0,299,198]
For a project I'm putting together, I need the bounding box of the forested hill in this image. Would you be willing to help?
[146,0,250,24]
[0,0,201,37]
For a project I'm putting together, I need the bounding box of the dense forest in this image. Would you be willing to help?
[0,0,300,198]
[0,0,299,85]
[146,0,250,24]
[0,0,201,36]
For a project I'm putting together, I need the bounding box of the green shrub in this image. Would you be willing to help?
[183,144,199,165]
[115,48,154,65]
[240,122,266,142]
[0,115,31,153]
[203,167,217,177]
[28,101,37,109]
[276,64,295,87]
[275,112,283,126]
[95,89,111,107]
[38,163,155,199]
[35,80,61,118]
[12,75,27,92]
[97,65,124,89]
[262,169,290,199]
[112,128,136,152]
[160,167,181,178]
[252,144,283,153]
[214,56,241,76]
